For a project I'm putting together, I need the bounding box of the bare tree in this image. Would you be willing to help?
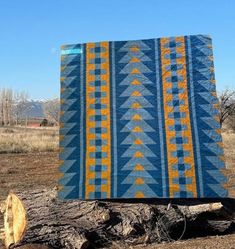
[0,88,13,126]
[13,91,29,125]
[219,89,235,127]
[0,89,4,125]
[43,98,60,125]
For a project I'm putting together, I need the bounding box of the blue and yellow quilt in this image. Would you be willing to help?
[59,35,228,199]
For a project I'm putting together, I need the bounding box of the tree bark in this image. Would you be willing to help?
[1,188,235,249]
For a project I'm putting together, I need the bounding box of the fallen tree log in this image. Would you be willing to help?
[0,188,234,249]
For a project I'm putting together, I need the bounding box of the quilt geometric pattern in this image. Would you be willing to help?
[59,35,228,199]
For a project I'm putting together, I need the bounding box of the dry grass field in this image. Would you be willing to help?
[222,131,235,169]
[0,127,59,153]
[0,126,234,249]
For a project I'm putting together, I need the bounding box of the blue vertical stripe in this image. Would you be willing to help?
[185,36,204,197]
[82,43,86,199]
[111,41,118,197]
[156,38,169,197]
[79,45,84,198]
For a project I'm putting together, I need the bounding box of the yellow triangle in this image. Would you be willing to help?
[132,114,142,120]
[131,102,142,109]
[135,177,144,185]
[131,68,141,74]
[135,192,145,198]
[130,46,140,52]
[134,164,144,171]
[131,91,142,97]
[131,79,141,85]
[132,126,143,132]
[130,57,140,62]
[134,139,143,145]
[134,151,144,158]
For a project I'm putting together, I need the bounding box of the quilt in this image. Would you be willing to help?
[59,35,228,199]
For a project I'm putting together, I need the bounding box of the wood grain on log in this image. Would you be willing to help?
[0,188,234,249]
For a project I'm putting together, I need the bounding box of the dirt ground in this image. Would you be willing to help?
[0,152,59,201]
[0,151,235,248]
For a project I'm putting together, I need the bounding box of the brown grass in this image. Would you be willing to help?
[222,131,235,168]
[0,127,234,169]
[0,127,59,153]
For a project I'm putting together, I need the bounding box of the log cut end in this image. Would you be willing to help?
[0,193,27,248]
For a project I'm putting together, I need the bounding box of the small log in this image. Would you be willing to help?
[0,193,27,248]
[0,188,234,249]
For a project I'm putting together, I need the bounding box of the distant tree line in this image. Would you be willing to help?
[0,88,59,126]
[0,87,234,129]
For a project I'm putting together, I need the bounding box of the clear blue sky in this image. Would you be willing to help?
[0,0,234,99]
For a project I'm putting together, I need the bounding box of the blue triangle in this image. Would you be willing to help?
[61,65,78,75]
[60,111,78,123]
[203,143,224,155]
[120,62,152,74]
[200,117,220,130]
[191,47,206,57]
[207,184,228,197]
[199,104,219,117]
[192,70,209,81]
[196,80,215,92]
[122,171,157,184]
[61,76,80,88]
[61,87,79,100]
[121,157,156,171]
[190,35,207,46]
[121,119,155,132]
[60,134,78,147]
[119,53,151,63]
[120,108,154,120]
[121,143,156,157]
[119,40,151,51]
[205,156,225,169]
[59,173,78,186]
[119,74,153,85]
[120,84,153,97]
[60,122,79,135]
[207,170,227,184]
[58,185,79,199]
[198,92,218,104]
[61,99,79,111]
[61,54,81,66]
[121,132,155,145]
[121,184,157,198]
[120,96,153,108]
[60,147,79,160]
[60,159,79,173]
[196,56,213,68]
[202,130,222,143]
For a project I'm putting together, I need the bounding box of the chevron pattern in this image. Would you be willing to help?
[187,35,227,197]
[58,35,228,200]
[116,41,159,198]
[59,44,83,199]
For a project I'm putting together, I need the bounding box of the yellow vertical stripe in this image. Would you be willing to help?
[85,42,111,198]
[160,37,197,198]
